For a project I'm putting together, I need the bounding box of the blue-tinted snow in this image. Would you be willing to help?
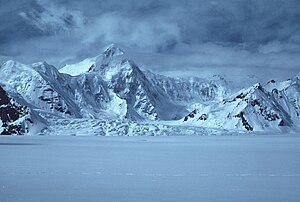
[0,135,299,202]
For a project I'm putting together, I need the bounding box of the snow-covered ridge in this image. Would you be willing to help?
[183,79,300,132]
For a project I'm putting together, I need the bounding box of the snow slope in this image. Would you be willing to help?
[1,135,299,201]
[60,44,125,76]
[145,71,227,106]
[0,60,81,118]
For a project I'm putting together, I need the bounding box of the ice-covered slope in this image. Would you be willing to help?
[265,76,300,122]
[66,72,127,119]
[0,60,81,118]
[0,84,46,135]
[183,79,300,132]
[145,71,227,105]
[97,59,188,120]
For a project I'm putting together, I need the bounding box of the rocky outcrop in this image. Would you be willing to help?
[0,85,46,135]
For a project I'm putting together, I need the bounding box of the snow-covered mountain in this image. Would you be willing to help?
[60,44,228,119]
[0,84,46,135]
[61,44,193,120]
[0,60,82,118]
[0,45,197,122]
[0,44,299,135]
[183,77,300,132]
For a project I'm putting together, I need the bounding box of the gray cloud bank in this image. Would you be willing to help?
[0,0,299,79]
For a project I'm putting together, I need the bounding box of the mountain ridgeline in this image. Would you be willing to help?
[0,44,299,135]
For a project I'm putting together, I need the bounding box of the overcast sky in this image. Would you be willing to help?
[0,0,300,80]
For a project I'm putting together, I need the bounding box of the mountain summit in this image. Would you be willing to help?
[102,44,125,58]
[60,44,125,76]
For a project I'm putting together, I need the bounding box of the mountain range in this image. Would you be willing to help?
[0,44,299,135]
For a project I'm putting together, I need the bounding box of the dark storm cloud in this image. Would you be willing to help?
[0,0,299,78]
[63,0,300,46]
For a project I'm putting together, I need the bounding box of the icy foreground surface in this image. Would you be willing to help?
[0,135,299,202]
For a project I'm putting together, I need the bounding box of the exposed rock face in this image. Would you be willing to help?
[0,86,32,135]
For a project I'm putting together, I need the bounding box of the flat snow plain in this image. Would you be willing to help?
[0,135,300,202]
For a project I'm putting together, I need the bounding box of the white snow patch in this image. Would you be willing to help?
[60,57,97,76]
